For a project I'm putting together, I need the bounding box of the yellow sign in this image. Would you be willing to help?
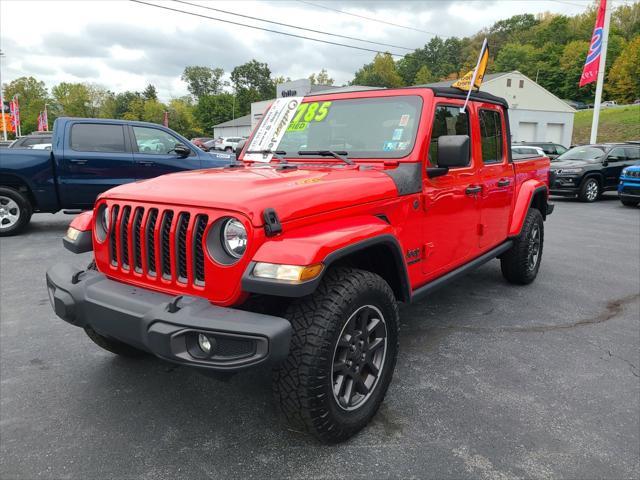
[452,42,489,92]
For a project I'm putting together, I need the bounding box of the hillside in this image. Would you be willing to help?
[572,105,640,144]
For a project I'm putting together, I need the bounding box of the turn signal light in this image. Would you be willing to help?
[253,262,324,282]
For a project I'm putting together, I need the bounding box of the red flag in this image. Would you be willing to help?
[9,101,17,130]
[37,113,43,132]
[580,0,607,87]
[12,95,20,129]
[42,107,49,131]
[163,111,169,127]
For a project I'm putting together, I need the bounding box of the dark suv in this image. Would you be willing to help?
[513,142,568,160]
[550,143,640,202]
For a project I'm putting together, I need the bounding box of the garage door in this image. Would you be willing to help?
[518,122,537,141]
[546,123,564,144]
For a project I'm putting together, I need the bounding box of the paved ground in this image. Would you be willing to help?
[1,194,639,480]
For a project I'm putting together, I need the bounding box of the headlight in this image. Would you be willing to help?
[95,204,110,242]
[102,206,110,231]
[558,168,583,174]
[621,169,628,176]
[221,218,247,258]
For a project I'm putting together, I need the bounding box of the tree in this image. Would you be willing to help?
[167,98,201,138]
[413,65,435,85]
[231,60,275,114]
[142,99,166,124]
[143,84,158,101]
[611,3,640,40]
[181,66,226,99]
[494,43,537,78]
[352,53,404,88]
[309,68,334,86]
[607,35,640,103]
[559,40,594,101]
[194,93,235,133]
[2,76,49,135]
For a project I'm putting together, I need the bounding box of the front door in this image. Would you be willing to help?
[421,102,481,280]
[130,125,201,178]
[476,106,514,249]
[603,146,631,188]
[58,122,135,208]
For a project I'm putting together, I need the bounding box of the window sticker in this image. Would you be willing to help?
[287,101,332,132]
[399,114,410,127]
[383,141,398,151]
[397,141,409,150]
[392,128,403,141]
[245,97,303,162]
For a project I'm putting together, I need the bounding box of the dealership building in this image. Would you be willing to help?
[427,71,576,147]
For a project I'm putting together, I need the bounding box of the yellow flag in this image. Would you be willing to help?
[452,40,489,92]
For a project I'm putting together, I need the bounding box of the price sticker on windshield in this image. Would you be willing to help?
[287,101,332,132]
[245,97,303,162]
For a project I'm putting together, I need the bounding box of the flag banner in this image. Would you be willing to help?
[163,111,169,127]
[12,96,20,128]
[9,101,17,129]
[37,113,45,132]
[1,114,15,133]
[453,40,489,92]
[580,0,607,87]
[42,108,49,131]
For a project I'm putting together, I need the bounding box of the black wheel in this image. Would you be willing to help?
[620,199,639,207]
[224,146,233,152]
[501,208,544,285]
[273,267,399,444]
[84,327,147,357]
[0,186,32,236]
[578,177,600,202]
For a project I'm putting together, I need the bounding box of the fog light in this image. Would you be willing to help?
[198,333,212,354]
[66,227,81,241]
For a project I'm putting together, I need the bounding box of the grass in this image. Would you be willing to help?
[572,105,640,144]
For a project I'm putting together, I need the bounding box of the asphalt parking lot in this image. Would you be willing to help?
[1,194,638,480]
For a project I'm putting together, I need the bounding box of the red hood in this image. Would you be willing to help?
[101,165,399,225]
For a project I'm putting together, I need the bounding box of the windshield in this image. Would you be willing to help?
[274,96,423,159]
[556,146,606,162]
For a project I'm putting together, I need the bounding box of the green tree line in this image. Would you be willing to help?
[352,3,639,104]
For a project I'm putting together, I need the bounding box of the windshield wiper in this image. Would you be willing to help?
[298,150,354,165]
[245,150,288,163]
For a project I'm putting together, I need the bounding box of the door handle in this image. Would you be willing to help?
[497,178,511,187]
[68,159,88,165]
[136,160,155,166]
[465,185,482,196]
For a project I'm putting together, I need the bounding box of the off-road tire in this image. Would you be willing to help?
[578,177,600,202]
[620,199,639,207]
[0,186,33,236]
[224,146,233,152]
[84,327,147,357]
[273,267,399,444]
[501,208,544,285]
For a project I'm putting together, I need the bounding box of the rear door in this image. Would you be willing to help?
[130,125,201,177]
[476,106,514,249]
[58,122,135,208]
[421,102,481,279]
[603,146,629,187]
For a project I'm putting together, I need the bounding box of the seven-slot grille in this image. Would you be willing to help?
[107,204,208,286]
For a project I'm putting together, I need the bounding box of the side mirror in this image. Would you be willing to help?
[235,139,247,158]
[437,135,470,168]
[173,143,191,158]
[607,156,620,162]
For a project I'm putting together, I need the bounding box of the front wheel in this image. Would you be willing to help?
[224,146,233,152]
[273,267,399,444]
[0,186,32,236]
[501,208,544,285]
[578,177,600,202]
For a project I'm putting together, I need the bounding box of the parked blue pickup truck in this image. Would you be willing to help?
[0,117,234,235]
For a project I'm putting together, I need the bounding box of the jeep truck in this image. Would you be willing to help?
[46,86,553,443]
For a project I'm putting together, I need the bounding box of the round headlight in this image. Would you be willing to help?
[221,218,247,258]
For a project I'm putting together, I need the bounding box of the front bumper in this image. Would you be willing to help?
[550,175,581,196]
[46,263,292,372]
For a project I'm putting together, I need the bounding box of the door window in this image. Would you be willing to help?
[624,146,640,160]
[479,110,504,164]
[608,147,627,161]
[133,126,181,154]
[428,105,470,167]
[70,124,126,153]
[555,144,567,154]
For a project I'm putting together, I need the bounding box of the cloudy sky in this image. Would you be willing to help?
[0,0,629,101]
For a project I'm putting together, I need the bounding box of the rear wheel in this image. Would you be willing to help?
[0,186,32,236]
[501,208,544,285]
[273,267,399,444]
[578,177,600,202]
[224,146,233,152]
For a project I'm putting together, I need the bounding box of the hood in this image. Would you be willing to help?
[551,159,596,168]
[102,164,399,226]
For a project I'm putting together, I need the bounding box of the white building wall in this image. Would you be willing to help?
[213,124,252,138]
[507,109,574,147]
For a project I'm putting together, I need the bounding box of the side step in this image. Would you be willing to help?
[411,241,513,303]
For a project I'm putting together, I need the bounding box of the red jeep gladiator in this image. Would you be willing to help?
[47,86,553,443]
